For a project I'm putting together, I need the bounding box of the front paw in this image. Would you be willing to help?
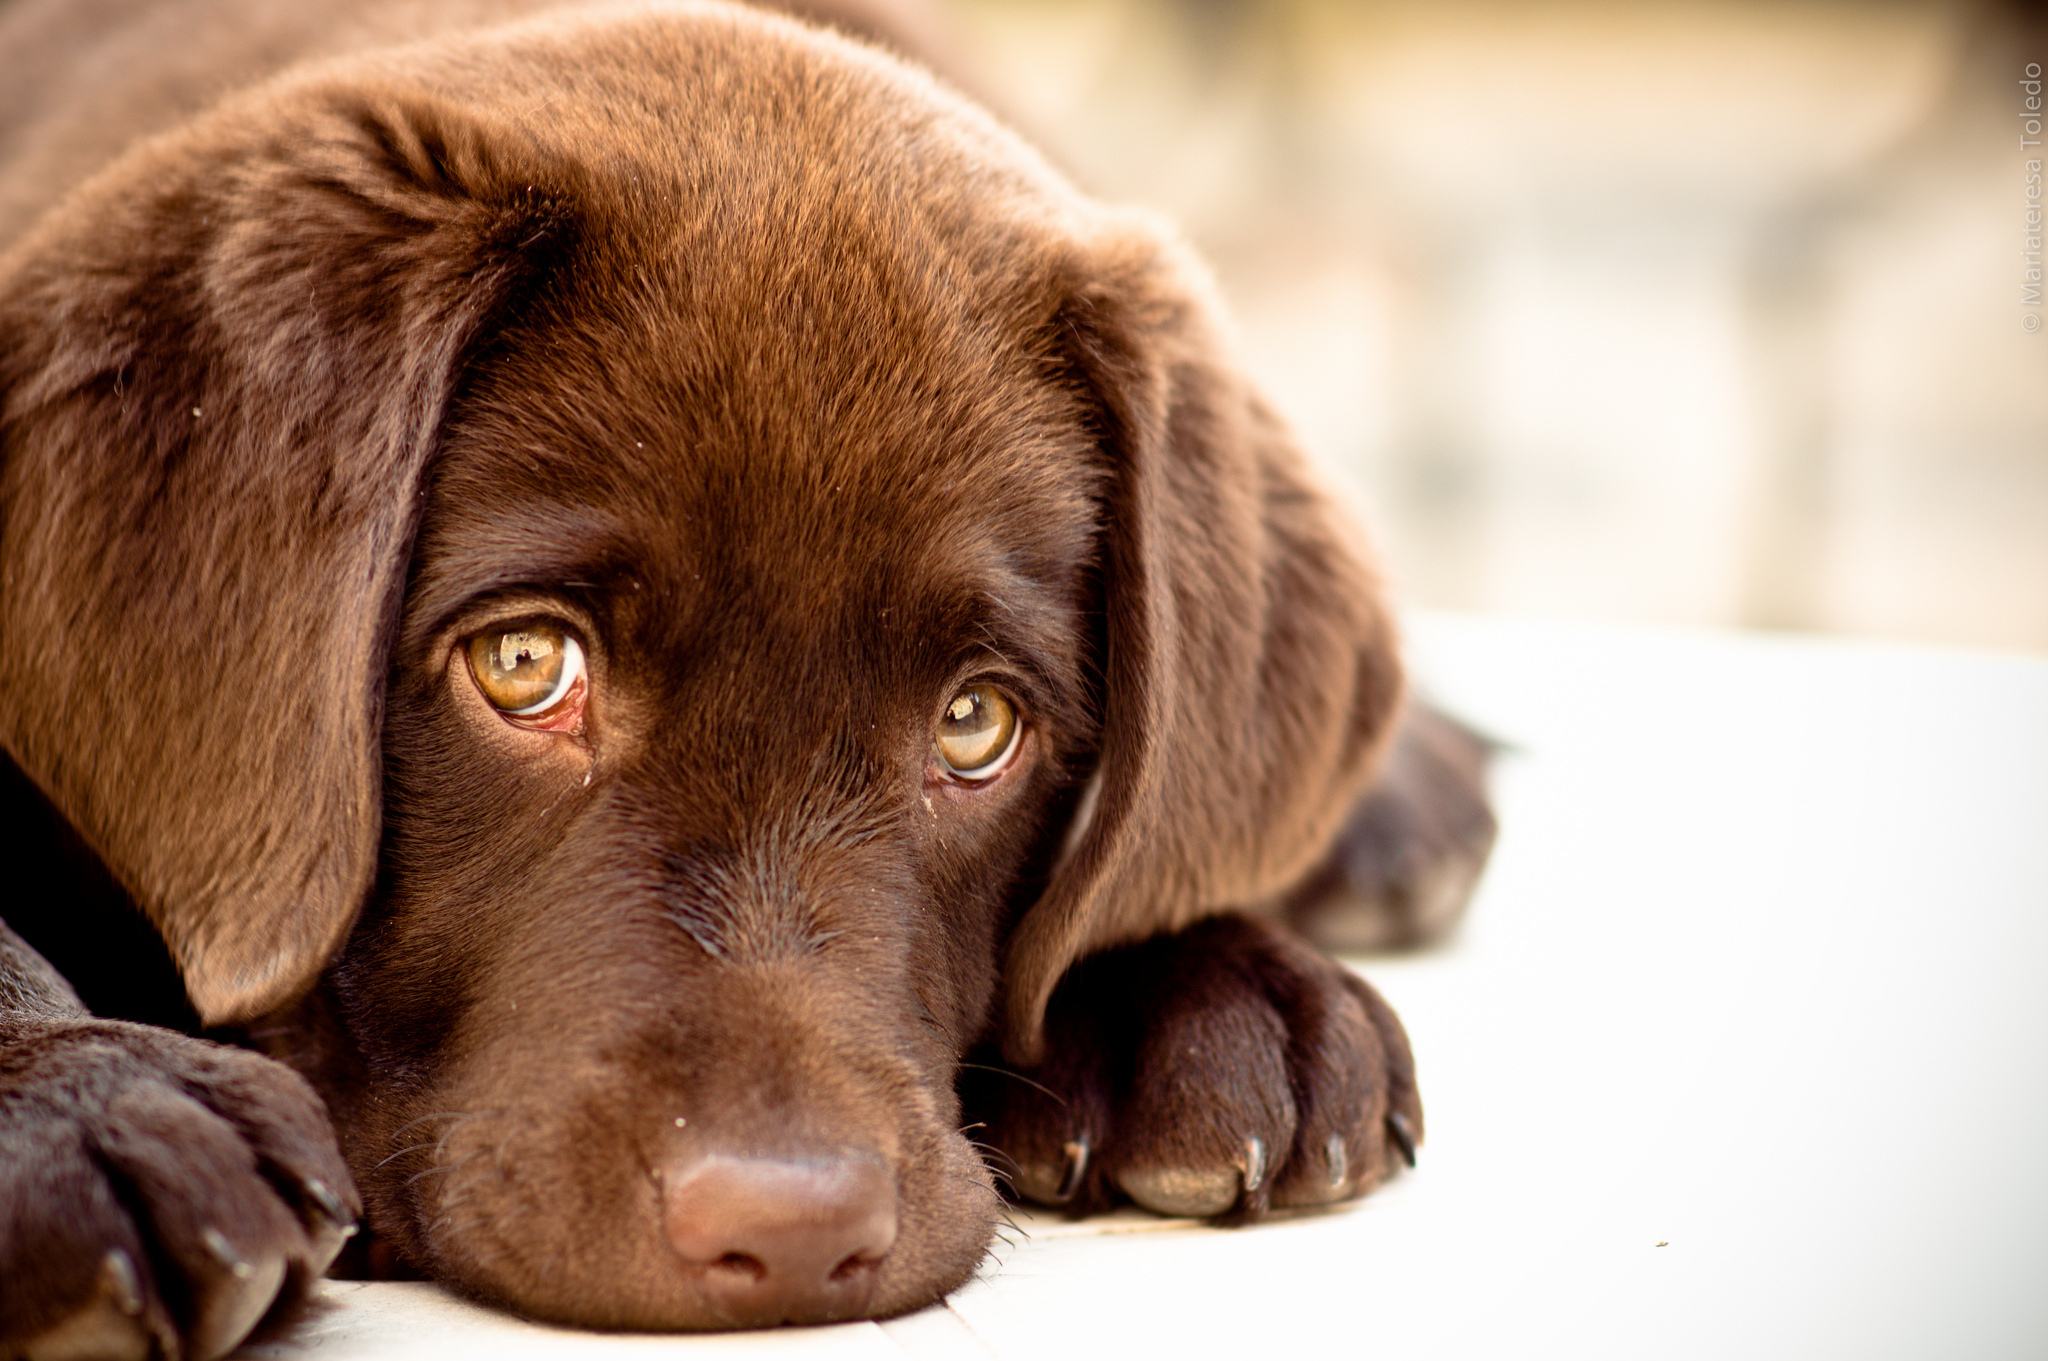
[969,915,1419,1221]
[0,1019,359,1361]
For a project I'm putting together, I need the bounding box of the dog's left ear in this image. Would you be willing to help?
[1002,219,1405,1064]
[0,74,573,1023]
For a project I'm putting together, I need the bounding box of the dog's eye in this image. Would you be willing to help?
[467,627,585,717]
[934,684,1021,781]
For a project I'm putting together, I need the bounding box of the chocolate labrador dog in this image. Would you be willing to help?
[0,0,1495,1353]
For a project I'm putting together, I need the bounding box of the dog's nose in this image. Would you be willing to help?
[661,1151,898,1324]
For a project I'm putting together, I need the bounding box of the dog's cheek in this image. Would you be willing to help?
[911,761,1079,1043]
[388,668,596,838]
[348,711,601,1038]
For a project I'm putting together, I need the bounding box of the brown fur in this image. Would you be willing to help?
[0,0,1489,1351]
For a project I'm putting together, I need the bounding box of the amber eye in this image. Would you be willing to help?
[933,683,1021,781]
[466,626,584,716]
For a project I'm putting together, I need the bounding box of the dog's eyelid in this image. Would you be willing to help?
[947,653,1052,715]
[444,591,601,657]
[417,564,619,647]
[449,592,598,640]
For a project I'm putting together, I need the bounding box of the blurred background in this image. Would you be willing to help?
[923,0,2048,652]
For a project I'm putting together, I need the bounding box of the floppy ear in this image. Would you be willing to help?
[1002,221,1405,1065]
[0,73,573,1024]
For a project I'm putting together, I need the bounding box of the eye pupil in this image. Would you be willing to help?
[504,638,549,670]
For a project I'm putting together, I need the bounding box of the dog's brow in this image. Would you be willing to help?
[408,500,648,636]
[918,569,1085,693]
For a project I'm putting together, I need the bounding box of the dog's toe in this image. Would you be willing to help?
[95,1082,300,1357]
[971,913,1420,1224]
[1115,1146,1260,1218]
[0,1020,358,1361]
[13,1248,172,1361]
[1098,941,1297,1218]
[963,1023,1118,1214]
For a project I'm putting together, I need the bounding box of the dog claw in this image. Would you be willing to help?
[303,1175,352,1227]
[18,1252,162,1361]
[1325,1131,1348,1190]
[1012,1136,1091,1206]
[103,1248,145,1317]
[1055,1138,1091,1203]
[1386,1110,1417,1168]
[1238,1137,1266,1194]
[201,1227,254,1280]
[189,1228,287,1361]
[298,1174,361,1275]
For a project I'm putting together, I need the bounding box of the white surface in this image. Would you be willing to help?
[232,614,2048,1359]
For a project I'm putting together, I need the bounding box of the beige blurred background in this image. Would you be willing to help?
[925,0,2048,652]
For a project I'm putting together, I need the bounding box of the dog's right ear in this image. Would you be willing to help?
[998,219,1405,1066]
[0,70,576,1024]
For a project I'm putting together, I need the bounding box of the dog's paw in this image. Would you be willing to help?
[969,915,1420,1221]
[0,1019,359,1361]
[1282,699,1498,953]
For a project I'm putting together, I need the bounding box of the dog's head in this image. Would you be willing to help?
[0,2,1399,1328]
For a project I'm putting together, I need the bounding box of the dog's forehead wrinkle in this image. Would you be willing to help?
[643,807,916,968]
[435,393,1077,590]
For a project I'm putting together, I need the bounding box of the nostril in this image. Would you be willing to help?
[829,1250,882,1283]
[712,1252,766,1282]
